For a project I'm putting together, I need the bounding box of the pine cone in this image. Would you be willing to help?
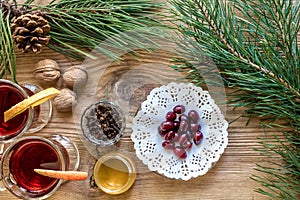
[10,12,51,53]
[0,0,26,19]
[0,0,10,17]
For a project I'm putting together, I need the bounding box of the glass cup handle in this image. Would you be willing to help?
[0,143,4,157]
[22,83,53,133]
[0,143,6,192]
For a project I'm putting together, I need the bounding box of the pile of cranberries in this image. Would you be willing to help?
[158,105,203,159]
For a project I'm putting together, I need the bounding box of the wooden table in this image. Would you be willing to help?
[0,47,268,200]
[1,1,269,199]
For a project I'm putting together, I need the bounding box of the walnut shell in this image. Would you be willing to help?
[62,65,88,89]
[34,59,61,86]
[53,88,77,112]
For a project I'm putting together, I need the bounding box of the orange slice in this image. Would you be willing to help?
[34,169,88,181]
[4,87,60,122]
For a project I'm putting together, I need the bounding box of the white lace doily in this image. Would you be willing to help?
[131,82,228,180]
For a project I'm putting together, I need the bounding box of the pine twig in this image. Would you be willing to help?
[39,0,165,60]
[194,0,300,99]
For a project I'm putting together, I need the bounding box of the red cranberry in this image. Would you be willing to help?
[165,111,176,121]
[178,133,189,145]
[186,130,194,139]
[162,140,175,149]
[193,130,203,145]
[158,125,167,137]
[173,121,180,131]
[173,146,187,159]
[178,129,188,137]
[173,132,180,142]
[179,120,188,132]
[188,110,199,122]
[161,121,174,131]
[164,130,175,141]
[182,140,193,150]
[173,105,185,114]
[189,123,200,132]
[179,114,188,122]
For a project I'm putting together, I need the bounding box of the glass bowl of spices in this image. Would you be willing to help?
[80,100,125,146]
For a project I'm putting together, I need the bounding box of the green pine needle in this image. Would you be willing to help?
[170,0,300,198]
[36,0,165,60]
[0,9,16,82]
[252,131,300,199]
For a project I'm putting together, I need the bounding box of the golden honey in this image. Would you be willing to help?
[93,152,136,195]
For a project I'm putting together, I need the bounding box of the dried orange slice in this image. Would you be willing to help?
[4,87,60,122]
[34,169,88,181]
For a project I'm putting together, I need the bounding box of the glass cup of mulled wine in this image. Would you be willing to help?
[0,135,80,199]
[0,79,52,144]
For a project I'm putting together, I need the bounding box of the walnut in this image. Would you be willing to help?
[53,88,77,112]
[62,65,88,89]
[34,59,61,86]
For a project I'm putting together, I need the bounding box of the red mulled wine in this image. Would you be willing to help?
[0,82,29,140]
[9,138,65,195]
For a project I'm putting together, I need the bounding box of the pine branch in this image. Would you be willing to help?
[252,130,300,200]
[172,0,300,100]
[33,0,165,60]
[0,9,16,82]
[170,0,300,198]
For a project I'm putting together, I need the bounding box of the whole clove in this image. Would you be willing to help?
[94,103,122,140]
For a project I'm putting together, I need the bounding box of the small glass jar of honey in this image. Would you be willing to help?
[93,152,136,195]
